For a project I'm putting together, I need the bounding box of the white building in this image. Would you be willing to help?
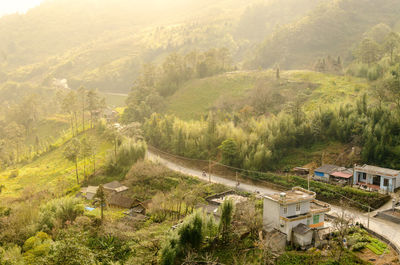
[353,164,400,193]
[263,187,330,247]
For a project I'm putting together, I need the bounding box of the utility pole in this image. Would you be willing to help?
[236,171,239,188]
[367,206,370,229]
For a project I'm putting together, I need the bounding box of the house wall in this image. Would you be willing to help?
[354,169,399,192]
[314,171,329,182]
[293,231,313,247]
[283,217,308,241]
[280,200,311,217]
[263,198,280,230]
[310,213,325,228]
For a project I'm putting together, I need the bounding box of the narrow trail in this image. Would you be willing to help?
[147,150,400,250]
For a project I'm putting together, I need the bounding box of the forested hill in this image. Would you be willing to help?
[1,0,399,97]
[0,0,331,95]
[250,0,400,69]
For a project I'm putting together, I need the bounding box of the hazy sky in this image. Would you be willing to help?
[0,0,44,17]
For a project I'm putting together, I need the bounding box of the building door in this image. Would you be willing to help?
[373,175,381,186]
[313,214,319,224]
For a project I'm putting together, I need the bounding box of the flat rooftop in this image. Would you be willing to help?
[264,187,315,204]
[310,200,330,213]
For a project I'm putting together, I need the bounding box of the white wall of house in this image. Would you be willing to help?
[263,198,280,230]
[353,170,400,192]
[293,231,313,247]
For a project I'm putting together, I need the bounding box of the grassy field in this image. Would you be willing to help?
[100,92,128,107]
[166,71,265,120]
[165,70,370,120]
[287,71,369,112]
[0,130,112,199]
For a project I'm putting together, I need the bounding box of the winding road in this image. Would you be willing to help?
[147,150,400,251]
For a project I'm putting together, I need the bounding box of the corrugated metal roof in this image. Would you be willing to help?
[314,164,339,174]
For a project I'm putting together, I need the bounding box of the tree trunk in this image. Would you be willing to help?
[83,156,86,183]
[82,98,85,132]
[114,140,117,160]
[101,203,104,222]
[90,111,93,129]
[70,115,75,136]
[93,154,96,174]
[74,112,78,135]
[75,160,79,184]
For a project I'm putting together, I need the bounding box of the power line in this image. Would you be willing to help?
[148,145,378,211]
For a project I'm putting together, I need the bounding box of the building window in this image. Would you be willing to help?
[283,207,287,214]
[313,214,320,224]
[384,179,389,187]
[296,203,301,212]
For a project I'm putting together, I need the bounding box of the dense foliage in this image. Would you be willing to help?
[145,93,400,170]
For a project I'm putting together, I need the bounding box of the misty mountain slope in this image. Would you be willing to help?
[0,0,333,95]
[0,0,253,70]
[251,0,400,69]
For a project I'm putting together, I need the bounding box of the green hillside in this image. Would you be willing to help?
[166,70,369,120]
[0,130,112,198]
[166,71,259,119]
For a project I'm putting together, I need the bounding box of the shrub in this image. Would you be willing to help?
[23,232,53,264]
[38,197,84,232]
[88,235,131,263]
[105,139,146,175]
[43,232,95,265]
[160,211,218,265]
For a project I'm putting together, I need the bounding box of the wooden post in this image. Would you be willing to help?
[367,206,370,229]
[308,174,310,191]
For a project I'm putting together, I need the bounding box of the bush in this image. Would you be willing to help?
[105,139,146,175]
[351,242,367,251]
[88,235,131,263]
[160,211,218,265]
[23,232,53,264]
[42,232,95,265]
[38,197,84,232]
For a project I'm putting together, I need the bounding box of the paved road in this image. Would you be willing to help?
[147,150,400,250]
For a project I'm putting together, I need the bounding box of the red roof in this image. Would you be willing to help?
[331,171,352,179]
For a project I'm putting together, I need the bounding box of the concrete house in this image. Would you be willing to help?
[353,164,400,192]
[263,187,330,247]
